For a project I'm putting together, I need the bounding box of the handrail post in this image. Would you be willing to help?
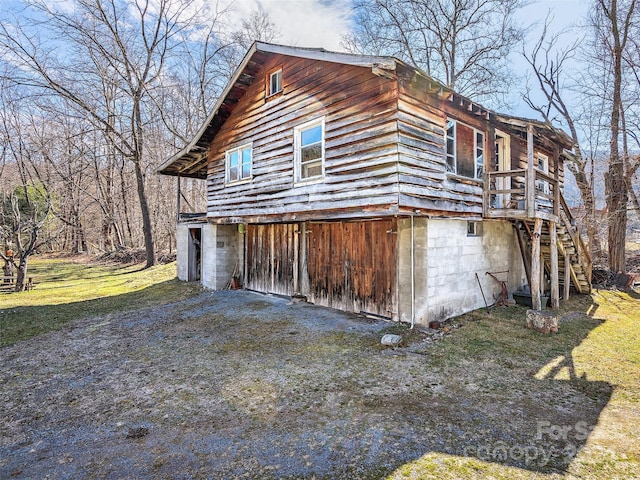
[483,172,490,217]
[526,124,535,217]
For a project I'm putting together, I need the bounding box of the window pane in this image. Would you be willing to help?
[241,148,251,178]
[476,132,484,179]
[270,70,282,95]
[301,144,322,163]
[446,137,454,157]
[446,155,455,173]
[447,120,455,136]
[242,161,251,178]
[301,125,322,146]
[229,165,238,181]
[229,151,238,168]
[303,162,322,178]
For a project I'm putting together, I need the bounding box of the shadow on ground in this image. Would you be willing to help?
[0,290,613,479]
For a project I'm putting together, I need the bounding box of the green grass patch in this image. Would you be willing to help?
[386,290,640,479]
[0,257,201,347]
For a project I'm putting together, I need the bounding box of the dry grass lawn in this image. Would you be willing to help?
[0,257,638,479]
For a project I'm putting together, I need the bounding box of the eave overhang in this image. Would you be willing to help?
[157,42,397,179]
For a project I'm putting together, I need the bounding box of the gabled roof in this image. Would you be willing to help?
[158,42,575,179]
[494,113,574,150]
[157,42,398,179]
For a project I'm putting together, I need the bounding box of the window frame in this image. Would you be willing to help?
[294,117,325,185]
[445,118,485,181]
[267,68,283,97]
[467,221,482,237]
[535,152,549,194]
[225,143,253,185]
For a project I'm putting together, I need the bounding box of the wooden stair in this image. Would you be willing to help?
[516,193,592,295]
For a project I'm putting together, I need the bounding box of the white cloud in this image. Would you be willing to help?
[230,0,352,51]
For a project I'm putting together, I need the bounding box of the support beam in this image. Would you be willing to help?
[531,218,543,310]
[564,253,571,301]
[526,125,536,217]
[550,221,559,309]
[176,175,182,223]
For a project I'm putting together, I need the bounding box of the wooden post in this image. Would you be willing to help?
[293,223,299,294]
[526,124,535,217]
[531,218,543,310]
[553,146,560,218]
[514,223,532,290]
[564,253,571,301]
[176,175,182,223]
[550,221,559,309]
[299,222,310,295]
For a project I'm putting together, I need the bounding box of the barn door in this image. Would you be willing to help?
[245,223,298,296]
[307,219,397,318]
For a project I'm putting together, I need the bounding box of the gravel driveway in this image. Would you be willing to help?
[1,290,608,479]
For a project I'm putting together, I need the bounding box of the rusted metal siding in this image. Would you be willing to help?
[307,219,397,318]
[206,55,401,223]
[245,223,298,296]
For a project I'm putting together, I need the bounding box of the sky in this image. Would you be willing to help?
[0,0,590,119]
[230,0,590,118]
[232,0,589,52]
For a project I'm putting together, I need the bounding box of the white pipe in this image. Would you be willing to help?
[410,215,415,329]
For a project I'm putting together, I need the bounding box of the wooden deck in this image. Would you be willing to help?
[483,169,591,309]
[483,168,560,222]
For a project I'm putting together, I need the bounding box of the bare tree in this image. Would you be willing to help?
[522,19,602,257]
[0,91,54,291]
[590,0,638,273]
[343,0,527,105]
[0,0,199,267]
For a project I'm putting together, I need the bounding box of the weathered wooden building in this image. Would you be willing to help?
[159,42,591,325]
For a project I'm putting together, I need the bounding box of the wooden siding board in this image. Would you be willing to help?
[205,56,401,222]
[308,219,397,317]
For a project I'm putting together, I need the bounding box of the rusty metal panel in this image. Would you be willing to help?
[308,219,397,318]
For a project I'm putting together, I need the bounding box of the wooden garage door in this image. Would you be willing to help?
[245,223,298,296]
[307,219,397,318]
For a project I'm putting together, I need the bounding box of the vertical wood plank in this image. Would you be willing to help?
[526,124,536,217]
[531,218,543,310]
[564,253,571,301]
[550,221,559,309]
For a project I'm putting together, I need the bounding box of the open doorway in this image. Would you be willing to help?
[188,227,202,282]
[494,130,512,208]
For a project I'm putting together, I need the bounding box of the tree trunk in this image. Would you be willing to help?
[604,0,629,274]
[15,257,28,292]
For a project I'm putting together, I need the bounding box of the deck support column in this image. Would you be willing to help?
[564,253,571,301]
[531,218,543,310]
[550,221,559,309]
[526,125,535,217]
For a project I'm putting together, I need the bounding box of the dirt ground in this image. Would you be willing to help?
[1,291,610,479]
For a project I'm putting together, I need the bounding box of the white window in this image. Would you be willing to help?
[445,119,485,180]
[467,221,482,237]
[268,69,282,96]
[294,118,324,183]
[535,153,549,194]
[226,144,252,184]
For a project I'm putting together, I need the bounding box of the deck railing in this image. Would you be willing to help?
[483,168,560,221]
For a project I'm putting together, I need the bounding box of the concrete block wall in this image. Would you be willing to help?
[424,219,518,321]
[175,222,239,289]
[201,224,239,290]
[175,222,194,281]
[398,218,525,326]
